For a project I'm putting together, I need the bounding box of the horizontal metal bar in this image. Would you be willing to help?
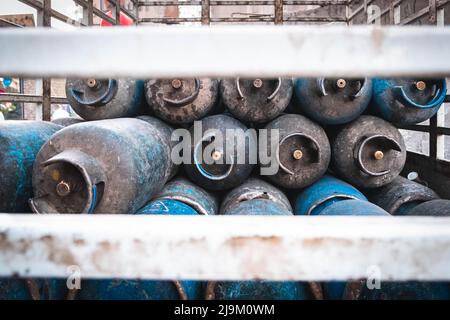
[140,16,346,23]
[18,0,85,27]
[399,125,450,135]
[137,0,348,6]
[2,26,450,78]
[1,215,450,281]
[0,93,67,104]
[284,16,346,22]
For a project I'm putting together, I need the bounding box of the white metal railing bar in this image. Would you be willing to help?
[1,25,450,78]
[1,214,450,281]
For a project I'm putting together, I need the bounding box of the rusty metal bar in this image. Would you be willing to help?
[430,0,438,24]
[1,215,450,281]
[0,93,67,104]
[41,0,52,122]
[140,16,345,23]
[140,17,202,23]
[284,16,346,22]
[137,0,348,5]
[0,18,23,28]
[82,0,94,26]
[274,0,283,24]
[201,0,211,25]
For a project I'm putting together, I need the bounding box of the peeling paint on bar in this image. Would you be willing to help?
[1,26,450,78]
[1,214,450,281]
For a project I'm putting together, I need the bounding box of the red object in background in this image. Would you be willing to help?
[100,11,133,26]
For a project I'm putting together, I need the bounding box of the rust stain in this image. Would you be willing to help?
[371,28,385,53]
[303,238,354,248]
[226,236,282,250]
[91,240,121,273]
[73,238,85,246]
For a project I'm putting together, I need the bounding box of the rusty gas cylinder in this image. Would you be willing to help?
[145,78,219,124]
[367,176,439,215]
[30,118,173,214]
[220,177,292,214]
[184,114,255,191]
[331,115,406,189]
[220,78,293,124]
[294,77,372,125]
[66,78,145,120]
[261,114,331,189]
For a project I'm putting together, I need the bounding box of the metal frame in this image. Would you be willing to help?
[1,0,450,283]
[0,0,140,120]
[347,0,450,178]
[2,214,450,280]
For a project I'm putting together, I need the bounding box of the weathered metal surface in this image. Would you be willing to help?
[331,115,407,189]
[82,191,206,300]
[0,121,61,213]
[76,279,203,300]
[293,77,372,125]
[314,191,450,300]
[30,118,172,214]
[317,199,390,216]
[220,177,292,214]
[371,78,447,125]
[141,177,219,216]
[145,78,219,125]
[0,278,69,300]
[137,116,179,180]
[51,118,84,127]
[0,93,67,104]
[3,26,450,78]
[184,114,255,191]
[367,176,440,215]
[359,281,450,300]
[209,280,310,300]
[220,78,293,124]
[2,215,450,281]
[136,199,199,216]
[407,199,450,216]
[295,174,367,216]
[262,114,331,189]
[210,199,311,299]
[66,78,145,121]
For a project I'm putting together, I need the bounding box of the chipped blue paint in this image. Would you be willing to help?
[295,175,367,216]
[293,78,372,125]
[372,78,447,125]
[213,199,310,300]
[0,278,68,300]
[0,121,60,213]
[79,197,202,300]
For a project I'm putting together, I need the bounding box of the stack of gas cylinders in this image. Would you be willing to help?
[1,76,449,300]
